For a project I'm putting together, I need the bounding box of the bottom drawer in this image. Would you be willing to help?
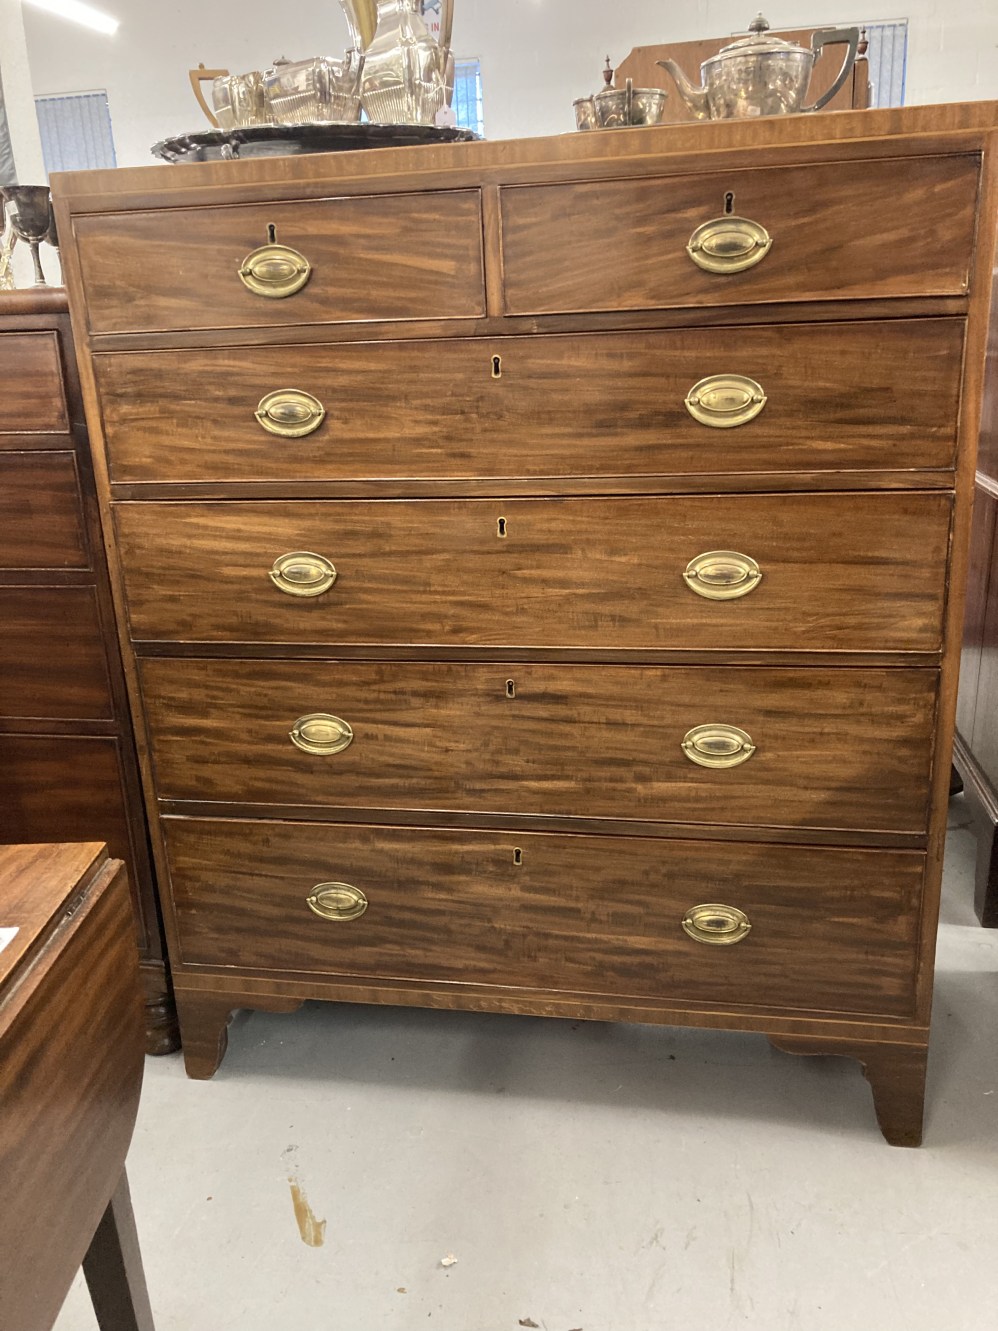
[163,818,923,1019]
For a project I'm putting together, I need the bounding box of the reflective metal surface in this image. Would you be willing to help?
[306,883,369,922]
[659,12,859,120]
[683,552,763,601]
[682,724,757,769]
[687,215,772,274]
[269,553,338,598]
[682,904,752,946]
[684,375,767,428]
[238,243,312,298]
[263,53,364,126]
[356,0,456,126]
[255,390,326,438]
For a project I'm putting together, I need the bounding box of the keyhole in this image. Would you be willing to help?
[267,222,277,243]
[491,354,502,379]
[497,516,507,538]
[513,848,523,866]
[724,192,735,215]
[505,679,516,698]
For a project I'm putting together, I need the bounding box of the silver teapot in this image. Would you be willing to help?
[340,0,455,125]
[658,13,859,121]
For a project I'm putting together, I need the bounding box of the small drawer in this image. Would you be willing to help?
[0,454,87,569]
[500,155,980,315]
[75,191,486,335]
[115,492,951,654]
[141,660,937,834]
[0,333,69,441]
[0,588,112,720]
[95,318,965,484]
[0,735,132,868]
[163,817,922,1019]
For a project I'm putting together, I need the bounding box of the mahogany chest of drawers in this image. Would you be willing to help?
[53,102,998,1144]
[0,289,176,1054]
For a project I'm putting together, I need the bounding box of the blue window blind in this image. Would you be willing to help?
[35,91,116,175]
[453,58,484,136]
[863,20,908,108]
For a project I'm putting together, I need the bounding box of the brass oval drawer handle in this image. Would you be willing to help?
[682,723,756,769]
[238,242,311,298]
[256,389,326,438]
[307,882,368,922]
[685,374,767,428]
[682,903,751,946]
[289,713,354,756]
[684,551,762,601]
[270,551,337,598]
[687,216,772,274]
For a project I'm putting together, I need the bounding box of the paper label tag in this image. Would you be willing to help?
[0,926,19,955]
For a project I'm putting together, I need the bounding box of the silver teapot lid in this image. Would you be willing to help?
[713,13,811,61]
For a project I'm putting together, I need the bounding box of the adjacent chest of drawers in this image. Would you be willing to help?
[0,289,176,1054]
[54,102,998,1144]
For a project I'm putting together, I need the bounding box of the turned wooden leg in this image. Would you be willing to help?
[769,1035,929,1148]
[82,1169,155,1331]
[173,989,235,1080]
[139,961,181,1056]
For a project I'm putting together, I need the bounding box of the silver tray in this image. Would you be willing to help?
[152,122,479,163]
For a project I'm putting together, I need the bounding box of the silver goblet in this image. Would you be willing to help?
[1,186,55,287]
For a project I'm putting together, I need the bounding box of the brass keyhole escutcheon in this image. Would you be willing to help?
[506,679,516,699]
[307,882,368,922]
[492,354,502,379]
[682,724,756,769]
[682,903,751,946]
[497,516,507,538]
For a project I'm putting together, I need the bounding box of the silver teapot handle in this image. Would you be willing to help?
[438,0,454,56]
[804,26,860,112]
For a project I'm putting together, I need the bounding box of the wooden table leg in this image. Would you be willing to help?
[82,1169,155,1331]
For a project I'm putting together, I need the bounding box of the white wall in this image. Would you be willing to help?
[18,0,998,170]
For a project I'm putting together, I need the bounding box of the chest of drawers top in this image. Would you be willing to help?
[54,102,995,347]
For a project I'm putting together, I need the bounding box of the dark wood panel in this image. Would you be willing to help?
[0,332,69,438]
[0,734,135,880]
[94,318,965,483]
[0,587,112,720]
[164,817,923,1018]
[140,659,938,833]
[115,492,952,653]
[501,155,980,315]
[956,487,995,741]
[0,453,87,569]
[0,846,144,1331]
[75,190,486,335]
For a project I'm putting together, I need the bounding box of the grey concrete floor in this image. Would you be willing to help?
[56,800,998,1331]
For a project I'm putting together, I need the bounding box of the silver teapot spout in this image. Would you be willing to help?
[657,59,711,120]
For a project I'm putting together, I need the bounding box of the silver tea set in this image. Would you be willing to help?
[575,11,860,130]
[190,0,455,129]
[0,186,59,290]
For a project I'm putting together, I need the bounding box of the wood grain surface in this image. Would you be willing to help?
[0,331,70,437]
[0,587,112,719]
[75,190,486,335]
[139,659,937,832]
[0,844,145,1331]
[501,155,980,315]
[114,492,952,653]
[0,453,87,569]
[163,816,923,1018]
[93,318,965,483]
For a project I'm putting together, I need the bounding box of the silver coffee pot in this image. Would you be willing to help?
[658,12,859,121]
[340,0,455,125]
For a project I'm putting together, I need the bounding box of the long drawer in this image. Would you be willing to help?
[163,817,922,1018]
[75,191,486,335]
[94,319,965,484]
[115,493,951,653]
[0,333,69,440]
[141,660,937,833]
[0,588,112,720]
[500,155,981,315]
[0,454,87,569]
